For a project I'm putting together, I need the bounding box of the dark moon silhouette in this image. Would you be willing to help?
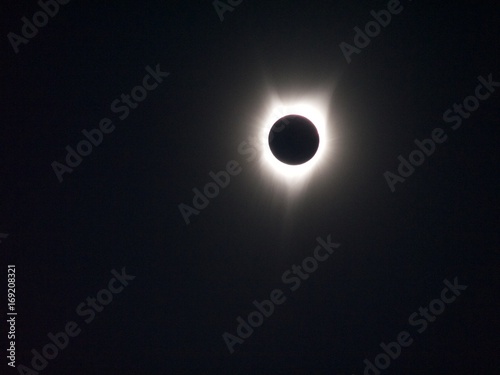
[268,115,320,165]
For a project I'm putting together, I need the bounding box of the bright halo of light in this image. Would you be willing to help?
[256,91,333,188]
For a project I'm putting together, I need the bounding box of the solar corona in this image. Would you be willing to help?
[258,95,333,186]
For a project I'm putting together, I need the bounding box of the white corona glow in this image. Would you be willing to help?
[255,91,334,190]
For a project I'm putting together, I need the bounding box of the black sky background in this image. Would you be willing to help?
[1,0,499,374]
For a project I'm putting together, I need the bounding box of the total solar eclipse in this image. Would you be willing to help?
[268,115,320,165]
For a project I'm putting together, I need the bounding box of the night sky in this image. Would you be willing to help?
[2,0,499,374]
